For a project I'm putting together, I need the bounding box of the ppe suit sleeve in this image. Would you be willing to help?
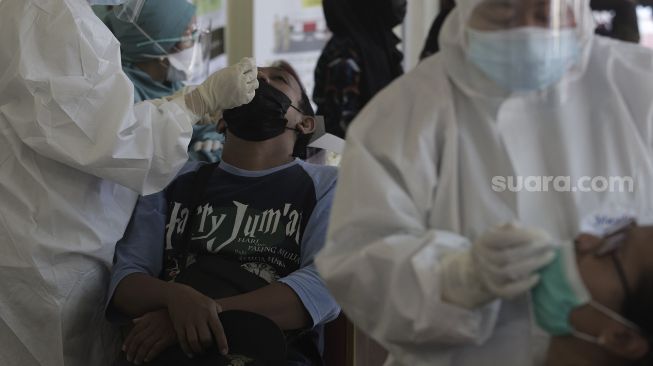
[278,164,341,327]
[1,1,195,195]
[315,83,500,347]
[105,192,167,323]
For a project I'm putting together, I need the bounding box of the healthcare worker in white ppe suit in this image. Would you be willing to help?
[0,0,258,365]
[316,0,653,364]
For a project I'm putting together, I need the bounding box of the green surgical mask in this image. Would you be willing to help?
[532,242,638,344]
[532,242,591,335]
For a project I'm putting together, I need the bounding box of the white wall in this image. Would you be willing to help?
[226,0,254,65]
[227,0,442,75]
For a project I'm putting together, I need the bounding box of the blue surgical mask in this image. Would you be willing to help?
[466,27,580,92]
[532,242,639,344]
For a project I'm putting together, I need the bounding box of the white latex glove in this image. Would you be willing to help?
[440,223,555,309]
[185,57,258,117]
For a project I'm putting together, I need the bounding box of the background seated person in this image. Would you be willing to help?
[106,66,340,365]
[107,0,227,162]
[544,224,653,365]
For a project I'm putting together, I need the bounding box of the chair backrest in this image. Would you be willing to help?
[323,314,389,366]
[323,314,354,366]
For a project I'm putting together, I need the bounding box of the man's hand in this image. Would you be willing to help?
[123,309,177,365]
[165,283,229,357]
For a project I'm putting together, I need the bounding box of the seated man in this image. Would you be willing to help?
[543,223,653,366]
[106,66,340,365]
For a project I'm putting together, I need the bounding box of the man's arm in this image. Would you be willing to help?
[218,282,311,330]
[115,272,228,357]
[106,192,168,322]
[108,162,201,319]
[112,273,178,318]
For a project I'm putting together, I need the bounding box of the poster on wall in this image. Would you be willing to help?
[253,0,330,98]
[194,0,228,78]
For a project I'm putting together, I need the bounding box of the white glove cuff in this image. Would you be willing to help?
[440,250,495,309]
[172,95,201,125]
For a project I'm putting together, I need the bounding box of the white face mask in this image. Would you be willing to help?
[87,0,127,5]
[166,47,196,83]
[466,27,581,92]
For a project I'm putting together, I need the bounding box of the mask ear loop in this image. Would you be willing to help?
[589,300,640,331]
[571,301,641,345]
[285,104,312,159]
[288,104,304,114]
[571,251,640,345]
[285,104,305,134]
[571,329,601,344]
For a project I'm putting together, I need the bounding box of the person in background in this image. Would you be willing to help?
[316,0,653,364]
[107,66,340,365]
[0,0,257,364]
[313,0,406,139]
[107,0,225,163]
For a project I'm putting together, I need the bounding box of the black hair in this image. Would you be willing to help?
[273,62,316,159]
[298,91,315,117]
[270,62,314,116]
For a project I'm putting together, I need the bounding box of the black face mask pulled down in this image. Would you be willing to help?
[223,79,292,142]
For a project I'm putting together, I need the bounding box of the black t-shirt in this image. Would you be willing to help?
[162,162,319,283]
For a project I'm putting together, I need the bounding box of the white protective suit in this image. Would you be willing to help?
[0,0,199,365]
[315,0,653,365]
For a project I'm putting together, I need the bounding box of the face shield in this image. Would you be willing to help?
[110,0,211,84]
[135,23,212,84]
[462,0,590,92]
[112,0,146,23]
